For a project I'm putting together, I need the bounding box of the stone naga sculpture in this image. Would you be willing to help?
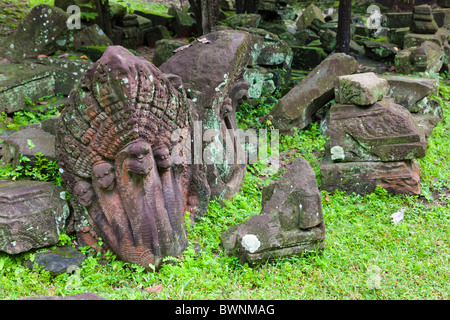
[56,46,192,270]
[56,30,253,270]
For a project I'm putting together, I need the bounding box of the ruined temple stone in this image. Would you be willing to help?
[432,10,446,27]
[222,13,262,29]
[386,12,412,28]
[1,5,75,62]
[334,72,389,106]
[378,74,438,113]
[38,55,92,96]
[320,157,421,196]
[438,0,450,8]
[291,46,327,70]
[134,10,174,30]
[244,28,293,69]
[319,29,336,53]
[221,156,325,265]
[243,66,277,99]
[395,41,444,76]
[387,27,410,47]
[152,39,186,67]
[0,64,55,113]
[56,46,192,271]
[145,25,172,47]
[23,246,86,275]
[411,5,439,34]
[2,128,56,168]
[295,29,320,46]
[112,25,138,50]
[269,53,359,134]
[296,4,325,31]
[71,24,114,50]
[403,32,443,49]
[413,114,441,137]
[327,99,428,162]
[136,15,153,46]
[363,41,399,61]
[168,4,196,37]
[0,180,69,254]
[160,30,253,201]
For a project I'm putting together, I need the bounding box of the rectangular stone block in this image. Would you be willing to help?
[334,72,389,106]
[378,74,438,113]
[0,64,55,113]
[320,157,421,196]
[386,12,412,28]
[0,180,69,254]
[1,128,56,168]
[328,100,428,162]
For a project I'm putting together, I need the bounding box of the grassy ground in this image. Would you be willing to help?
[0,0,449,301]
[0,79,449,300]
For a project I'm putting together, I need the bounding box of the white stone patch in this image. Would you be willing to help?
[241,234,261,253]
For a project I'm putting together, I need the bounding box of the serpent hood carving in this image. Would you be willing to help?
[56,46,191,270]
[56,30,253,271]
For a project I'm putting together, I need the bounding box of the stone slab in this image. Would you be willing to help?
[328,99,428,162]
[378,74,438,113]
[334,72,389,106]
[269,53,359,133]
[320,157,421,196]
[0,64,55,113]
[1,128,56,168]
[0,180,69,254]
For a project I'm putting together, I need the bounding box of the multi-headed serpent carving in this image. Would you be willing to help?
[56,30,252,270]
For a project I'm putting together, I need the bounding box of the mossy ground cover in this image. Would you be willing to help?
[0,0,449,301]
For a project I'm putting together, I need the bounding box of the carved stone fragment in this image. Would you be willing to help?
[221,157,325,265]
[56,46,192,270]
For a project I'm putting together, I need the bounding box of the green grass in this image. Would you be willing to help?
[0,0,449,300]
[1,79,449,300]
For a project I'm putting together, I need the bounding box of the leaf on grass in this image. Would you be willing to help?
[391,207,405,224]
[325,191,331,202]
[146,283,163,294]
[37,101,48,105]
[58,53,71,58]
[37,54,49,59]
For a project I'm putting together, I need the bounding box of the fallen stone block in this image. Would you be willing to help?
[0,64,55,113]
[38,56,92,96]
[378,74,438,113]
[269,53,359,133]
[296,4,325,31]
[23,246,86,275]
[328,99,428,162]
[334,72,389,106]
[413,114,441,138]
[221,157,325,265]
[291,46,327,70]
[320,157,421,196]
[1,128,56,168]
[1,5,75,62]
[363,41,399,61]
[0,180,69,254]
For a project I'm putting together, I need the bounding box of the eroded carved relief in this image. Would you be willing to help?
[56,30,253,270]
[56,46,191,270]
